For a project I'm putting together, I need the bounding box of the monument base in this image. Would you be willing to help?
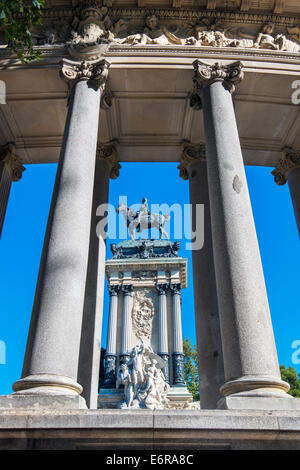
[98,385,197,410]
[0,408,300,450]
[0,394,87,410]
[218,395,300,411]
[98,388,124,409]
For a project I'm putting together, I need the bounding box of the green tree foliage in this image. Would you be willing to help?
[183,337,200,401]
[0,0,45,62]
[280,365,300,398]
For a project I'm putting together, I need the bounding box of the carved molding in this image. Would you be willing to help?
[271,147,300,185]
[96,142,121,179]
[178,142,206,180]
[60,58,110,92]
[0,143,25,182]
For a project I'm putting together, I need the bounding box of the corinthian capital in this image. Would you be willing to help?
[96,142,121,179]
[271,147,300,185]
[178,142,206,180]
[60,58,110,92]
[192,60,244,95]
[0,143,25,182]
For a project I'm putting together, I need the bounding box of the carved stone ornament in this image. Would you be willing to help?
[132,290,155,341]
[0,143,25,182]
[116,343,170,410]
[192,59,244,94]
[60,58,110,93]
[178,143,206,180]
[271,147,300,185]
[170,283,181,295]
[156,283,169,296]
[107,284,120,296]
[122,284,133,296]
[97,142,121,179]
[28,9,300,55]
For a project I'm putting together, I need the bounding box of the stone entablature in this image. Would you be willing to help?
[2,1,300,62]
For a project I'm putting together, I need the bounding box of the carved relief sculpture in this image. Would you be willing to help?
[132,290,155,342]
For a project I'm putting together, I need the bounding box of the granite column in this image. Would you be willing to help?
[191,60,289,406]
[178,143,225,408]
[13,59,110,406]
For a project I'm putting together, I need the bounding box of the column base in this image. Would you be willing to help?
[218,395,300,411]
[12,374,83,396]
[220,375,290,398]
[0,394,87,410]
[101,354,117,388]
[119,354,130,365]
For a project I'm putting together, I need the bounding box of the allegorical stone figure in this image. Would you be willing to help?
[116,343,169,410]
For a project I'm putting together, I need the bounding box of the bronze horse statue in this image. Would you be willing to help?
[116,203,170,240]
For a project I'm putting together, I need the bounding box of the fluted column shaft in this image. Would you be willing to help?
[157,283,170,383]
[192,60,289,400]
[13,59,110,401]
[171,283,185,386]
[120,284,133,364]
[101,285,120,388]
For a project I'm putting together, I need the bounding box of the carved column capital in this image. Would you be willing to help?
[108,284,120,296]
[271,147,300,185]
[170,283,181,295]
[122,284,133,296]
[0,143,25,182]
[60,58,110,93]
[190,60,244,109]
[178,142,206,180]
[96,142,121,179]
[156,283,169,295]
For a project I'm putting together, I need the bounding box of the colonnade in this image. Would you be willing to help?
[1,56,298,409]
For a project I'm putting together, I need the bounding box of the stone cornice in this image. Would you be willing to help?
[0,143,25,182]
[178,142,206,180]
[271,147,300,185]
[40,6,300,26]
[96,141,121,179]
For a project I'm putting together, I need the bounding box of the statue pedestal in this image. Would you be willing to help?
[166,386,197,410]
[98,389,124,409]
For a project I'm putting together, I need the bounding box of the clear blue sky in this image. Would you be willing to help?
[0,161,299,395]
